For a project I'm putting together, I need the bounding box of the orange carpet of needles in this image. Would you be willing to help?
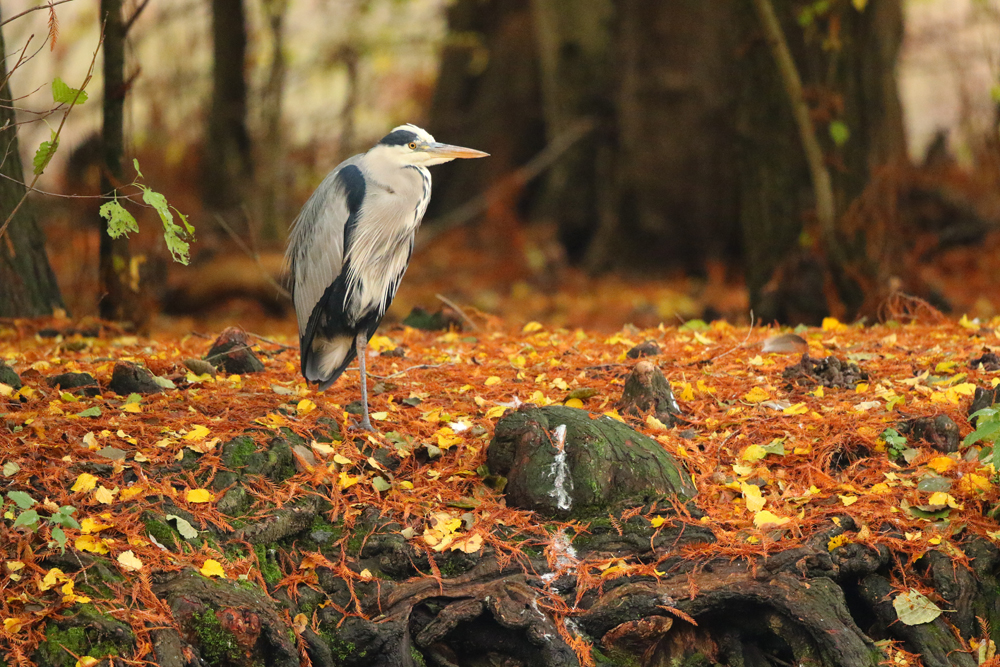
[3,312,1000,664]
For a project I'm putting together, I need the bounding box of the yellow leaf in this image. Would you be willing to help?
[39,568,67,591]
[370,411,389,421]
[368,335,397,352]
[333,454,352,465]
[400,481,414,490]
[75,535,110,554]
[339,472,360,489]
[451,533,483,553]
[827,534,851,552]
[645,415,668,431]
[753,510,790,528]
[959,314,979,330]
[744,387,771,403]
[839,494,858,506]
[199,559,226,578]
[120,486,144,501]
[822,317,847,332]
[117,550,143,571]
[812,386,825,398]
[855,383,869,394]
[183,425,210,440]
[485,406,507,419]
[522,321,543,333]
[93,485,117,504]
[186,371,214,384]
[72,473,98,493]
[484,376,502,386]
[926,456,956,474]
[935,361,957,374]
[603,409,624,422]
[3,617,25,633]
[742,445,767,462]
[741,482,766,512]
[80,517,112,534]
[677,382,695,402]
[186,489,214,503]
[0,383,12,397]
[782,403,808,415]
[296,399,317,415]
[870,483,891,495]
[650,516,666,528]
[564,398,584,409]
[958,474,991,494]
[122,402,142,413]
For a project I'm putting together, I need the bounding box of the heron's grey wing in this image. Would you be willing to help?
[284,157,361,336]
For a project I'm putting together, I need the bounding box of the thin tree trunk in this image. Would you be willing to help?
[203,0,253,239]
[257,0,287,242]
[0,7,65,318]
[98,0,135,323]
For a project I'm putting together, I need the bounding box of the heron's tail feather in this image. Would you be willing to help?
[304,335,356,390]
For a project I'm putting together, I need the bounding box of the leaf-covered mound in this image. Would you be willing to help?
[2,315,1000,666]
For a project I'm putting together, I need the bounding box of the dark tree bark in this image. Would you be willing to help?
[736,0,907,324]
[428,0,907,324]
[98,0,137,323]
[202,0,253,238]
[0,9,65,318]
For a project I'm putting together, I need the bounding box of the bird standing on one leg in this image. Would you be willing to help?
[286,124,488,431]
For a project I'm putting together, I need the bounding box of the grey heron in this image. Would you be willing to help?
[286,124,488,431]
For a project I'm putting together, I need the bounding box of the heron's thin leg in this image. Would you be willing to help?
[355,333,375,432]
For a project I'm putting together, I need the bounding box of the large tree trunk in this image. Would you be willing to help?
[428,1,907,323]
[0,9,65,318]
[98,0,138,324]
[202,0,253,240]
[737,0,907,324]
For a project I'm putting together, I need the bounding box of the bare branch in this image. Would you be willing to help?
[1,0,77,28]
[414,118,595,250]
[0,27,104,242]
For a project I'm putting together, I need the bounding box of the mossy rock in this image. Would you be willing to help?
[487,405,697,519]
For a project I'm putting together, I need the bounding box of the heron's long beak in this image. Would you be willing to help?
[423,142,489,159]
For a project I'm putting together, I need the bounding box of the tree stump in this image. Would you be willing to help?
[487,405,696,519]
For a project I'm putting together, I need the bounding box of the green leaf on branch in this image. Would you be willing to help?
[52,76,87,105]
[99,198,139,238]
[132,158,143,179]
[140,185,192,265]
[12,510,40,529]
[829,120,850,147]
[32,131,59,175]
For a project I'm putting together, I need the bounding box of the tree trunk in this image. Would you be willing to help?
[737,0,907,324]
[256,0,287,242]
[98,0,137,324]
[0,9,65,318]
[428,1,906,322]
[203,0,253,240]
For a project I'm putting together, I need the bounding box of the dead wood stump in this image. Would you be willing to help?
[616,360,680,424]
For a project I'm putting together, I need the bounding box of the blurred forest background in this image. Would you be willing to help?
[3,0,1000,334]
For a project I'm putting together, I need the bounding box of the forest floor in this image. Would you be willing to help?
[2,310,1000,666]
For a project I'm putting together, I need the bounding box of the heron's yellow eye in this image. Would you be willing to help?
[408,142,417,150]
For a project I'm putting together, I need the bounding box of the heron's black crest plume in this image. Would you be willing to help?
[378,129,420,146]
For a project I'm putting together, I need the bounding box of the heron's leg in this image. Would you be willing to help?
[355,333,375,432]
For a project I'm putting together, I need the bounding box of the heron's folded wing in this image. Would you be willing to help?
[284,159,360,336]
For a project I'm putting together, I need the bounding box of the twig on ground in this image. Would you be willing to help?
[435,293,479,331]
[368,363,450,380]
[709,310,755,363]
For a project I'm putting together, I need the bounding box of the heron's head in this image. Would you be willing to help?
[372,124,489,168]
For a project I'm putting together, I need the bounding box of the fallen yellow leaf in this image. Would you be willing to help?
[199,559,226,578]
